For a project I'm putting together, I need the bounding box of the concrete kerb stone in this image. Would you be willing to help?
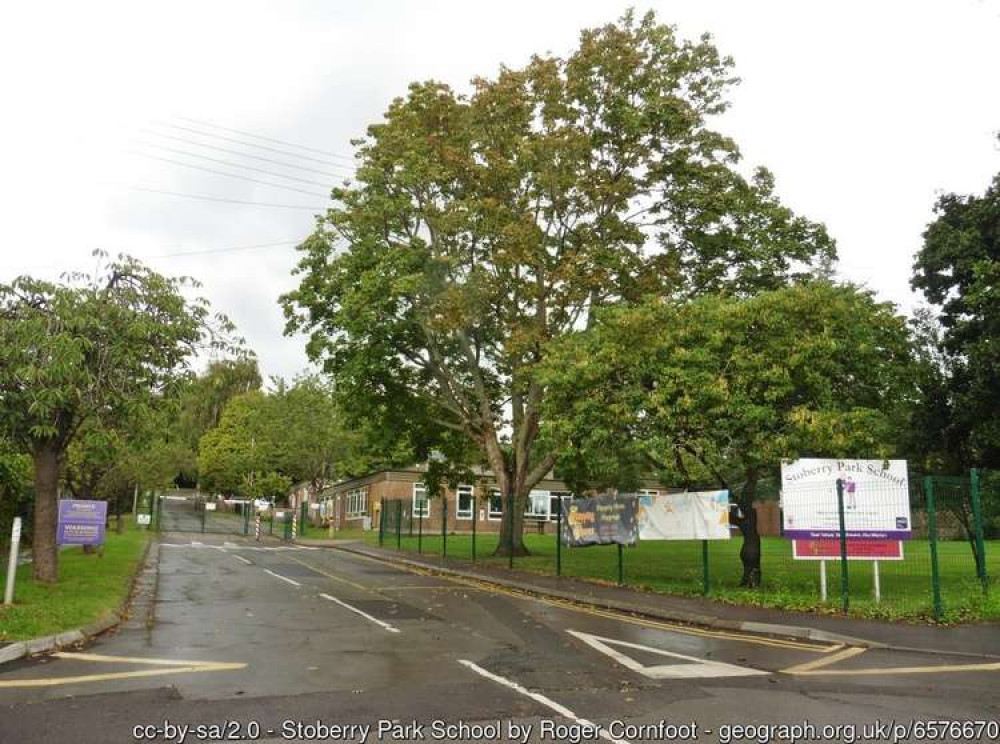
[0,533,155,667]
[331,543,887,650]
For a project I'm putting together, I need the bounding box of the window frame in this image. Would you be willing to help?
[412,483,429,518]
[487,489,503,520]
[456,484,474,520]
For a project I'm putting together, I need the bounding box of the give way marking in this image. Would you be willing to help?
[0,652,246,689]
[567,629,768,679]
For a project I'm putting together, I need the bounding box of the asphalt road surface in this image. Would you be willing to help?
[1,532,998,744]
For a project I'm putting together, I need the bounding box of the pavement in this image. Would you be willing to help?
[0,530,998,743]
[316,539,1000,658]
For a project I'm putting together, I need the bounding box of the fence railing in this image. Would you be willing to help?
[375,469,996,622]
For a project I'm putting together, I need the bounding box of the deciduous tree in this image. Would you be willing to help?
[282,11,833,555]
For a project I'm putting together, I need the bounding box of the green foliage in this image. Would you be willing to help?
[911,171,1000,468]
[541,281,914,488]
[196,377,361,497]
[0,255,229,452]
[0,252,233,581]
[281,11,834,547]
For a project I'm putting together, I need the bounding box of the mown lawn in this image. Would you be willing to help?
[369,529,999,622]
[0,524,150,642]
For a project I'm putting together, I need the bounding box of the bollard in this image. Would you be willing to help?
[4,517,22,606]
[292,512,298,541]
[255,514,261,542]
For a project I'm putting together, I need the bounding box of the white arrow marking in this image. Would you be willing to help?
[567,630,768,679]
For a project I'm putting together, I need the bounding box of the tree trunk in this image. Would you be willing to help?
[493,486,530,557]
[31,442,61,583]
[735,469,762,588]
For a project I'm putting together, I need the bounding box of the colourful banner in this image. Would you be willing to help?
[560,494,638,547]
[637,490,731,541]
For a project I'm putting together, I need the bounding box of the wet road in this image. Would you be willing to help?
[1,532,998,743]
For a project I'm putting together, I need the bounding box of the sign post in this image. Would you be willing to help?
[4,517,21,606]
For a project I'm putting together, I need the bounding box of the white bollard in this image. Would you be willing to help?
[292,513,298,541]
[819,559,827,603]
[4,517,22,606]
[255,514,261,542]
[873,559,881,604]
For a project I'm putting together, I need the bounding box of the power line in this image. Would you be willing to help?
[141,128,353,177]
[129,151,330,197]
[133,140,337,188]
[177,116,357,163]
[146,239,300,259]
[121,186,327,211]
[153,121,352,170]
[1,240,303,275]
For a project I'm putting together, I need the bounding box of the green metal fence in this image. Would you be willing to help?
[374,469,997,622]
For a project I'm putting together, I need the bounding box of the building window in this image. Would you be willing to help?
[456,485,474,520]
[488,489,503,520]
[413,483,429,518]
[549,491,570,521]
[639,489,660,498]
[525,490,549,520]
[346,487,368,518]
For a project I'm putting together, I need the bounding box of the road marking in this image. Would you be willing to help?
[264,569,301,587]
[335,550,829,652]
[782,646,867,674]
[459,659,630,744]
[234,555,253,565]
[319,592,400,633]
[0,653,245,689]
[784,657,1000,677]
[284,555,370,593]
[567,630,768,679]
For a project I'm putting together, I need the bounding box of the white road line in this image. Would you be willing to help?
[234,555,253,565]
[458,660,630,744]
[319,592,400,634]
[264,569,301,587]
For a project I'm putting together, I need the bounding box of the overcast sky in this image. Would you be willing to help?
[2,1,998,382]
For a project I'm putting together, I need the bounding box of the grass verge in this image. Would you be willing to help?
[0,524,150,643]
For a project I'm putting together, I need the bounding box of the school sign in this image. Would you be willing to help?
[57,499,108,546]
[780,458,912,540]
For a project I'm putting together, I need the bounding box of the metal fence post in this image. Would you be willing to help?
[300,503,308,538]
[702,539,710,595]
[617,543,624,586]
[835,478,850,613]
[201,498,207,534]
[471,494,477,562]
[441,493,447,558]
[556,495,562,577]
[925,476,943,621]
[396,500,402,550]
[378,503,385,547]
[970,468,988,594]
[155,491,162,533]
[270,508,275,536]
[418,500,423,554]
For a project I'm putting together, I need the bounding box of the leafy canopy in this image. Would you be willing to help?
[282,11,835,526]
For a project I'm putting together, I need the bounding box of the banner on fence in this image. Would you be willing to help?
[57,499,107,546]
[792,538,904,561]
[780,458,912,540]
[561,494,638,547]
[637,490,731,541]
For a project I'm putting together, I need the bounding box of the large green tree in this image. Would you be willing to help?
[197,379,361,500]
[911,171,1000,468]
[0,256,229,582]
[282,11,833,555]
[540,282,914,586]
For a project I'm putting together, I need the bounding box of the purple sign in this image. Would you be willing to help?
[57,500,108,545]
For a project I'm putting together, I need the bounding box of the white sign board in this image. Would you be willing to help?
[637,491,731,540]
[205,502,217,511]
[781,459,911,540]
[137,514,151,526]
